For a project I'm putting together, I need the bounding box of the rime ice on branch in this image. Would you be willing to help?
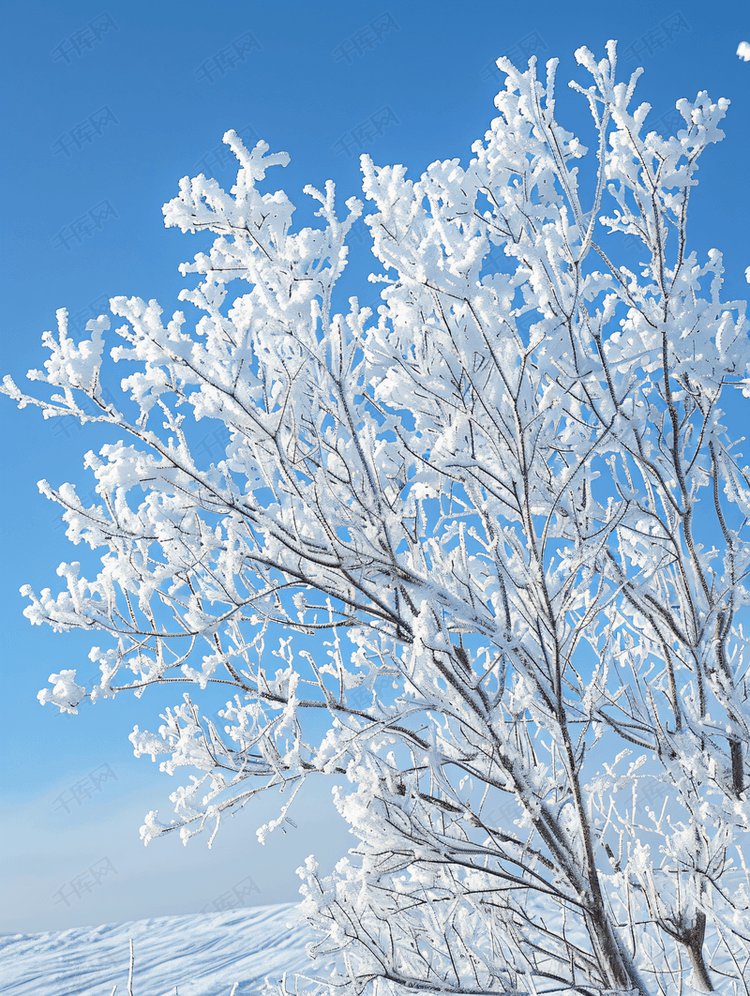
[4,40,750,996]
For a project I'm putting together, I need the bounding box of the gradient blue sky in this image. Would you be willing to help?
[1,0,748,934]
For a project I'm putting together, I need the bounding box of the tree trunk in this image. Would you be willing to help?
[682,912,714,993]
[585,905,647,995]
[730,739,744,798]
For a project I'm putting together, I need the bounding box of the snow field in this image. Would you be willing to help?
[0,903,334,996]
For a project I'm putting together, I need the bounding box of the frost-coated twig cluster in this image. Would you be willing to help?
[4,41,750,996]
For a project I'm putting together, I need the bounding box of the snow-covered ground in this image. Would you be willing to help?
[0,903,332,996]
[3,896,748,996]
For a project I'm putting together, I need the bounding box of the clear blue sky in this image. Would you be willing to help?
[1,0,748,934]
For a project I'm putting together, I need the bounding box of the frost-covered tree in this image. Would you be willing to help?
[4,42,750,995]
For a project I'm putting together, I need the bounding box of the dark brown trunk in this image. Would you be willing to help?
[730,739,744,798]
[585,905,647,994]
[552,705,647,994]
[663,911,714,992]
[682,912,714,993]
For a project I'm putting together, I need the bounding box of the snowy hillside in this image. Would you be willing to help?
[3,894,749,996]
[0,903,331,996]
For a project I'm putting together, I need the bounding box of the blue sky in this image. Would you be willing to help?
[1,0,748,934]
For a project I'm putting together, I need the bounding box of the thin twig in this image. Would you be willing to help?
[127,938,134,996]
